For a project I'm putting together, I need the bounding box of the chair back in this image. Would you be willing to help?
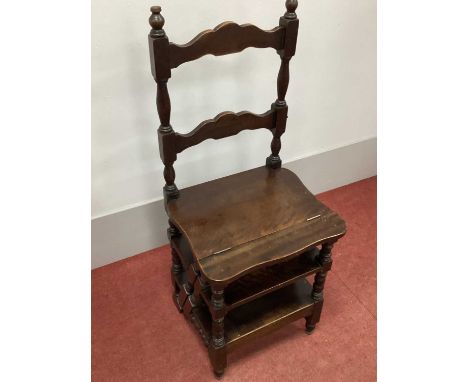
[148,1,299,200]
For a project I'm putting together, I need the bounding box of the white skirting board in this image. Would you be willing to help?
[91,137,376,269]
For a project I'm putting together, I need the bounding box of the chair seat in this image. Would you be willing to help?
[167,166,346,284]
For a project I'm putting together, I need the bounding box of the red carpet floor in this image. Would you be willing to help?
[92,176,376,381]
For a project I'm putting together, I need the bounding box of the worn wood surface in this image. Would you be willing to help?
[193,278,317,352]
[167,166,346,284]
[201,248,321,312]
[147,1,348,378]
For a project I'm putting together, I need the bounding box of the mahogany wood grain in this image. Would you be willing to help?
[175,109,275,154]
[209,285,227,379]
[201,248,321,312]
[147,1,348,378]
[198,210,344,286]
[194,278,318,353]
[169,22,285,69]
[224,279,315,352]
[149,6,179,199]
[167,166,345,285]
[148,2,301,202]
[266,11,299,169]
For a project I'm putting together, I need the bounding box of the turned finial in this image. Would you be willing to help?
[149,6,165,37]
[284,0,298,19]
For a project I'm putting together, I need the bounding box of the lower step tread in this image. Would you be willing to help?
[193,278,315,352]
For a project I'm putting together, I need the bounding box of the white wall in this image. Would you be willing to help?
[92,0,376,219]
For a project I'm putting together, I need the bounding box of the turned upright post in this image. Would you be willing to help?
[266,0,299,169]
[149,6,179,200]
[305,241,334,333]
[209,286,227,379]
[167,219,183,311]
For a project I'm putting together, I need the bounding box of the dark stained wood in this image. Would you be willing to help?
[225,278,315,351]
[279,14,299,59]
[199,210,344,285]
[285,0,299,20]
[175,109,275,154]
[191,287,211,348]
[156,80,171,128]
[147,2,348,378]
[167,166,346,284]
[305,315,316,334]
[312,243,334,302]
[276,58,291,105]
[169,22,285,69]
[149,6,179,200]
[172,266,187,312]
[167,220,183,311]
[266,104,287,168]
[183,269,200,317]
[266,3,299,169]
[209,285,227,379]
[148,6,171,81]
[201,248,321,312]
[194,279,318,352]
[157,107,179,199]
[169,167,323,258]
[170,249,183,311]
[171,234,193,270]
[305,242,335,331]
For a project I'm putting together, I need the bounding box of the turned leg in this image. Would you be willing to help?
[305,316,315,334]
[209,286,227,379]
[168,221,183,312]
[305,242,334,333]
[170,247,184,312]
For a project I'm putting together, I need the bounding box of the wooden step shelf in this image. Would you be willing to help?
[192,278,316,352]
[201,248,321,312]
[170,230,336,379]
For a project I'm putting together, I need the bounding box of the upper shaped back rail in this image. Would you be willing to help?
[149,1,298,80]
[148,1,299,202]
[169,22,284,69]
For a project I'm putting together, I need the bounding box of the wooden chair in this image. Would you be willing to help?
[147,1,346,378]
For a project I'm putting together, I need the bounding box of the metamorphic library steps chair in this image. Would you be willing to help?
[147,1,346,378]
